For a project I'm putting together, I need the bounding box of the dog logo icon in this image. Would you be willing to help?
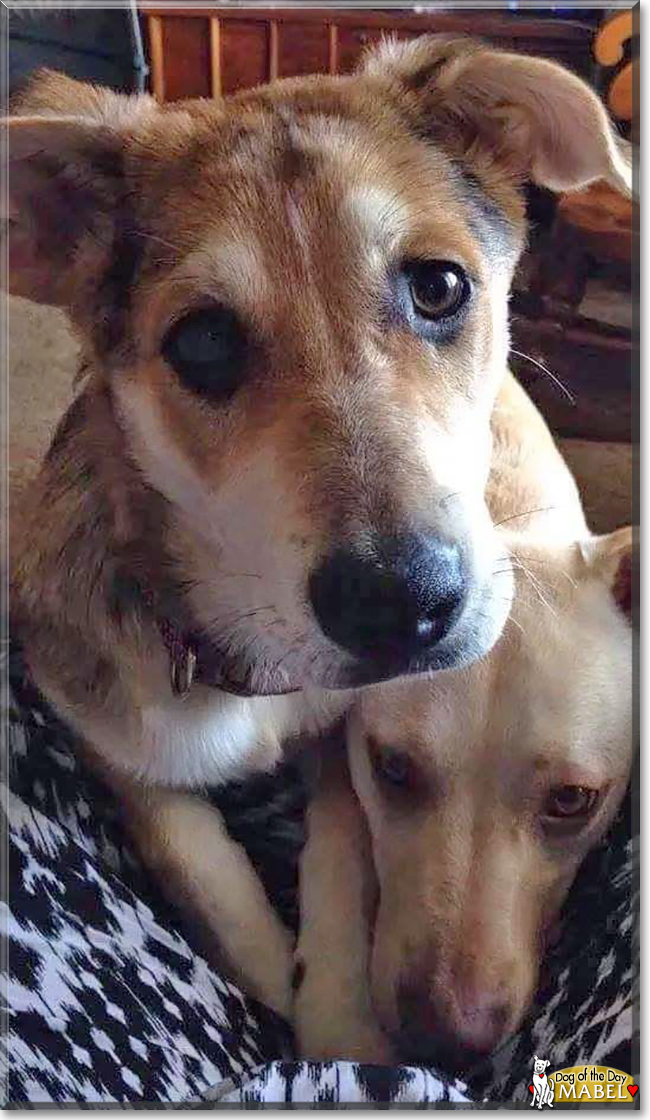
[530,1057,555,1108]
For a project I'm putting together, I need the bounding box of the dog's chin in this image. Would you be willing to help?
[206,658,301,698]
[224,643,478,698]
[223,628,504,698]
[215,578,513,697]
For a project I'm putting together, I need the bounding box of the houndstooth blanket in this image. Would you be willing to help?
[3,641,637,1106]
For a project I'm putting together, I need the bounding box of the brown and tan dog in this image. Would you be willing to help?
[296,370,634,1069]
[6,37,630,1017]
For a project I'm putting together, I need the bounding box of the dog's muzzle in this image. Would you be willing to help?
[309,532,467,676]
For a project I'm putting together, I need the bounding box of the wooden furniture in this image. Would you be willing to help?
[505,9,635,454]
[551,7,637,293]
[141,6,594,103]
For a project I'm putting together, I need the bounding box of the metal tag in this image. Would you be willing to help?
[170,643,197,700]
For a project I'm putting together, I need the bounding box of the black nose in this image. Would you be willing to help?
[309,533,466,667]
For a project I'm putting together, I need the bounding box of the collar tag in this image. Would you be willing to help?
[170,642,197,700]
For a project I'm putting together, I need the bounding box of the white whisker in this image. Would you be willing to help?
[510,348,576,405]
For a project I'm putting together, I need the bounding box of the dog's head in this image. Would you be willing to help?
[348,527,634,1071]
[5,39,630,695]
[533,1058,551,1077]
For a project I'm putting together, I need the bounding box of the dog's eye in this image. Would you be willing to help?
[543,785,599,820]
[407,261,470,323]
[162,308,246,397]
[370,741,417,790]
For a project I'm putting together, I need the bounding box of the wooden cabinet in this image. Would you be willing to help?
[142,6,594,103]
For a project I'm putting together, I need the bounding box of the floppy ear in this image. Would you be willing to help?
[3,70,156,306]
[361,36,632,196]
[3,116,125,305]
[583,525,636,622]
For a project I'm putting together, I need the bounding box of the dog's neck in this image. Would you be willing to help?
[487,371,588,542]
[14,381,174,649]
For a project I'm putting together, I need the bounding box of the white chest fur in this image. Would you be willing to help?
[134,685,346,788]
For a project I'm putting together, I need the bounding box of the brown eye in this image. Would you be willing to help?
[371,743,415,790]
[408,261,470,322]
[543,785,599,821]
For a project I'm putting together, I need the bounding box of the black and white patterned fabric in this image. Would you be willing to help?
[3,640,637,1106]
[216,1062,473,1106]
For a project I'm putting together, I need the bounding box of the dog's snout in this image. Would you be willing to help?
[448,980,511,1056]
[397,975,512,1073]
[309,533,466,668]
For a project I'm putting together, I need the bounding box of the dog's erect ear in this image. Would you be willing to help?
[583,525,636,622]
[3,70,157,306]
[361,36,631,196]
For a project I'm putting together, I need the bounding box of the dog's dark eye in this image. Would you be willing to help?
[370,742,416,790]
[543,785,599,820]
[162,308,246,397]
[407,261,470,323]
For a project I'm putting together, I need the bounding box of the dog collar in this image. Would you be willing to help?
[158,613,256,700]
[143,591,265,699]
[140,586,297,700]
[139,587,197,698]
[158,614,198,699]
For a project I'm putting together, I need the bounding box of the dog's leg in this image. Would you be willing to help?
[114,776,294,1018]
[294,744,393,1063]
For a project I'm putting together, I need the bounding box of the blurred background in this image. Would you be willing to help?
[8,4,636,533]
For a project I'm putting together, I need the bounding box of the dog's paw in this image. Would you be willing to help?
[293,959,394,1064]
[234,919,295,1020]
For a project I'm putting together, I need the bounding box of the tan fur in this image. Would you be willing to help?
[116,779,295,1017]
[294,744,392,1063]
[6,40,629,1012]
[296,372,633,1065]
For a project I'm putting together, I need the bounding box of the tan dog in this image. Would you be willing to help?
[7,37,630,1017]
[296,370,634,1068]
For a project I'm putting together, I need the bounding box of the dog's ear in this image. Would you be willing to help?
[4,115,124,306]
[361,36,631,196]
[3,70,156,306]
[10,68,157,128]
[583,525,636,622]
